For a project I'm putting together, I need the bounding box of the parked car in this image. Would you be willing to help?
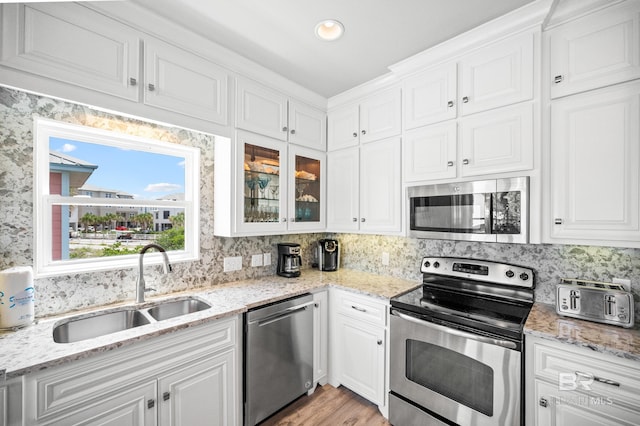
[115,226,128,231]
[117,231,132,240]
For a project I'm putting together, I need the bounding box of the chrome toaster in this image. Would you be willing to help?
[556,279,634,328]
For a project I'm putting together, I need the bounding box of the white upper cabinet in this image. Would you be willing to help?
[459,31,534,116]
[328,87,401,150]
[549,1,640,99]
[403,121,457,182]
[326,147,360,232]
[144,38,228,124]
[403,63,457,129]
[236,77,326,150]
[459,102,534,177]
[0,3,140,101]
[549,81,640,246]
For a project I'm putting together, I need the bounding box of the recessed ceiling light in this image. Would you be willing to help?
[315,19,344,41]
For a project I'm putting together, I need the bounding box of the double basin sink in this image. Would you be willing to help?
[52,297,211,344]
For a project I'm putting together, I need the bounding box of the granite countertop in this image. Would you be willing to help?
[524,302,640,362]
[0,269,419,380]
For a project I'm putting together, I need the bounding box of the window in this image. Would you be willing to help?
[35,118,200,277]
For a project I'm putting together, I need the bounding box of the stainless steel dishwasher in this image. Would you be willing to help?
[244,293,314,426]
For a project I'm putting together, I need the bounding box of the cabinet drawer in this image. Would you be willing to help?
[25,317,237,423]
[334,290,387,326]
[532,340,640,409]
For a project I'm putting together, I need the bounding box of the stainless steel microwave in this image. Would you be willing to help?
[408,177,529,243]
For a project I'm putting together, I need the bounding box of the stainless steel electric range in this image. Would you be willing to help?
[389,257,535,426]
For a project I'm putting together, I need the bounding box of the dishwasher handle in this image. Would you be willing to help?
[250,301,315,327]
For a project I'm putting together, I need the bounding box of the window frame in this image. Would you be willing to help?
[34,117,200,277]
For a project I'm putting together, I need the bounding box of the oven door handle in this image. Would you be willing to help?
[391,309,518,350]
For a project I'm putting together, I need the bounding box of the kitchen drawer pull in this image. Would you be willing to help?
[447,161,454,167]
[462,96,469,103]
[554,75,564,84]
[351,305,367,313]
[462,158,469,165]
[575,371,620,387]
[129,77,137,86]
[447,100,454,108]
[147,399,155,409]
[554,218,563,225]
[163,391,170,401]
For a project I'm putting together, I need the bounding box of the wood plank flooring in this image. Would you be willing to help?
[260,384,391,426]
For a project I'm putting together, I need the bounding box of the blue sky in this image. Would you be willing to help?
[50,137,185,199]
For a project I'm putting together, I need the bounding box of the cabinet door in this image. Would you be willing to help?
[327,104,360,151]
[313,291,329,386]
[158,351,236,426]
[534,380,640,426]
[288,100,326,150]
[359,88,402,143]
[236,131,288,235]
[0,3,140,101]
[236,78,288,140]
[144,38,228,124]
[403,63,457,129]
[288,146,326,232]
[360,138,402,233]
[459,31,534,115]
[403,122,457,182]
[327,147,360,232]
[460,102,533,177]
[335,315,385,406]
[550,82,640,244]
[549,2,640,99]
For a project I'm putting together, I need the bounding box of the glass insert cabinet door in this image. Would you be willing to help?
[288,146,325,231]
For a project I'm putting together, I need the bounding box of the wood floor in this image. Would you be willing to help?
[260,384,391,426]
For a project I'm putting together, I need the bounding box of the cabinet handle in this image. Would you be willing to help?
[129,77,137,86]
[462,96,469,103]
[351,305,367,313]
[147,399,155,409]
[462,159,469,165]
[163,392,171,401]
[352,217,358,222]
[575,371,620,387]
[554,75,564,84]
[282,126,288,132]
[377,339,383,345]
[148,83,155,91]
[352,132,358,138]
[361,218,366,222]
[281,218,287,222]
[447,100,454,108]
[290,129,296,134]
[554,218,563,225]
[361,130,367,135]
[447,161,454,167]
[539,397,548,408]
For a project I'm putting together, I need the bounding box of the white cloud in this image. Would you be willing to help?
[59,143,76,153]
[144,183,182,193]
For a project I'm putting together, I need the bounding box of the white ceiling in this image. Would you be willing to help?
[134,0,535,98]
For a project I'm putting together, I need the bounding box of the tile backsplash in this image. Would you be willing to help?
[1,86,639,319]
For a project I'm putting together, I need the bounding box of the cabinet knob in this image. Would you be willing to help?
[282,218,287,222]
[148,83,155,91]
[462,158,469,165]
[290,129,296,135]
[314,302,319,308]
[361,218,366,222]
[129,77,137,86]
[290,218,295,222]
[282,126,288,132]
[539,397,548,408]
[447,100,454,108]
[554,75,564,84]
[377,339,383,345]
[554,218,563,225]
[352,132,358,138]
[163,392,170,401]
[361,130,367,135]
[447,161,454,167]
[147,399,155,409]
[462,96,469,103]
[352,217,358,222]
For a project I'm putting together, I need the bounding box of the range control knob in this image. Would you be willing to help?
[505,270,515,278]
[423,261,431,268]
[433,261,440,269]
[519,272,530,281]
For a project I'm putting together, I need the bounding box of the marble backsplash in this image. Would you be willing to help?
[1,86,639,319]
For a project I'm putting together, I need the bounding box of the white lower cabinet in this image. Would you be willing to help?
[329,290,388,414]
[23,317,240,426]
[312,290,329,388]
[525,336,640,426]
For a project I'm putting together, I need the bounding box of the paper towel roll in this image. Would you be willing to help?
[0,266,35,329]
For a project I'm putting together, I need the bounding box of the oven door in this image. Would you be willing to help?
[390,309,521,426]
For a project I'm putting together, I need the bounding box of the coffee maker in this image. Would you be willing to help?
[313,239,339,271]
[277,243,301,278]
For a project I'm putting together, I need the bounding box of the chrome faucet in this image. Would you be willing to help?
[136,243,172,303]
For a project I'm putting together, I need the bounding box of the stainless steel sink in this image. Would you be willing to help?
[146,298,211,321]
[53,308,151,344]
